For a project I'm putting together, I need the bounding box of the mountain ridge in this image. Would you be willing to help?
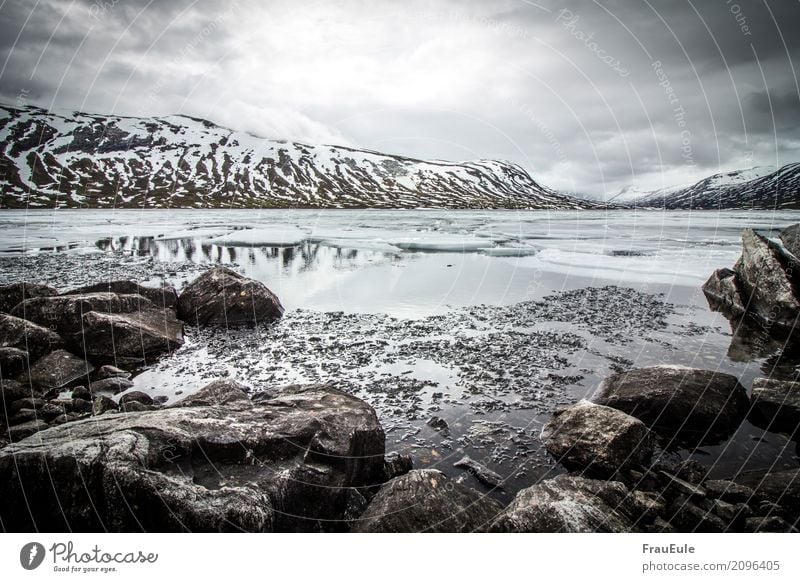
[627,164,800,210]
[0,104,595,210]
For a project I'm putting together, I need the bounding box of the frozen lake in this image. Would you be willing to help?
[1,208,799,499]
[1,208,797,315]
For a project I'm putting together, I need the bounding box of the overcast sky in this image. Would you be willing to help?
[1,0,798,197]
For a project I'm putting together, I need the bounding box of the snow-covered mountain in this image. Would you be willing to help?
[0,104,592,210]
[630,165,800,209]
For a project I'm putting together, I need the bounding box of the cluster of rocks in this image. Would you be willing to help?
[1,266,284,446]
[529,365,799,532]
[2,251,799,533]
[703,224,800,333]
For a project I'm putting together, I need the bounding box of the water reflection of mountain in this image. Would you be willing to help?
[96,236,396,275]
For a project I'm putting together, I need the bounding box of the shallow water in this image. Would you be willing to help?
[1,208,799,500]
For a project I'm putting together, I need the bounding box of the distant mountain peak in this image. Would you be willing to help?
[631,164,800,209]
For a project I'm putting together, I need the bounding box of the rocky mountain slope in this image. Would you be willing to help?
[0,104,592,210]
[632,165,800,210]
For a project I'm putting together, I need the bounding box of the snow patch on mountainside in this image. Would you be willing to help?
[0,104,594,210]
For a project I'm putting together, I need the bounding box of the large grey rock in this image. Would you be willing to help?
[170,377,251,408]
[0,282,57,313]
[0,346,28,377]
[352,470,503,533]
[779,223,800,259]
[77,308,183,363]
[591,365,749,444]
[177,266,283,326]
[0,380,385,532]
[88,377,134,396]
[702,268,747,318]
[118,391,154,406]
[542,399,653,477]
[750,377,800,435]
[26,349,94,391]
[489,475,639,533]
[10,293,156,335]
[63,280,178,309]
[735,229,800,328]
[0,313,63,360]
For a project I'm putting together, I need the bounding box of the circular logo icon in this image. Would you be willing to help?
[20,542,46,570]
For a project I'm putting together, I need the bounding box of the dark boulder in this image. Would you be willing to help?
[77,308,183,363]
[8,408,38,425]
[383,451,413,481]
[665,496,727,532]
[9,397,46,415]
[63,280,178,309]
[6,420,47,442]
[591,365,749,445]
[170,378,251,408]
[26,349,94,392]
[779,223,800,258]
[11,293,156,335]
[703,479,755,504]
[0,313,63,360]
[92,395,118,415]
[70,386,91,401]
[88,377,134,396]
[0,346,28,377]
[735,229,800,329]
[750,377,800,436]
[351,470,503,533]
[702,268,747,318]
[0,381,385,532]
[733,469,800,526]
[489,474,639,533]
[177,266,283,326]
[118,391,154,406]
[744,516,798,533]
[0,282,57,313]
[1,379,33,406]
[94,365,130,380]
[541,399,653,477]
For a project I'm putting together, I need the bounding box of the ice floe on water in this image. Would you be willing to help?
[206,225,310,247]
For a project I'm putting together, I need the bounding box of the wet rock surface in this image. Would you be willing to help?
[78,308,183,363]
[489,474,640,533]
[702,268,746,317]
[0,380,386,532]
[1,247,799,533]
[10,293,157,335]
[177,266,284,326]
[736,229,800,328]
[705,224,800,334]
[0,282,57,313]
[352,470,503,533]
[64,280,178,308]
[26,349,94,391]
[750,377,800,436]
[0,346,28,376]
[591,365,749,445]
[0,313,63,360]
[541,399,653,477]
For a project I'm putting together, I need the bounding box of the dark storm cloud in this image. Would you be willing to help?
[0,0,798,197]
